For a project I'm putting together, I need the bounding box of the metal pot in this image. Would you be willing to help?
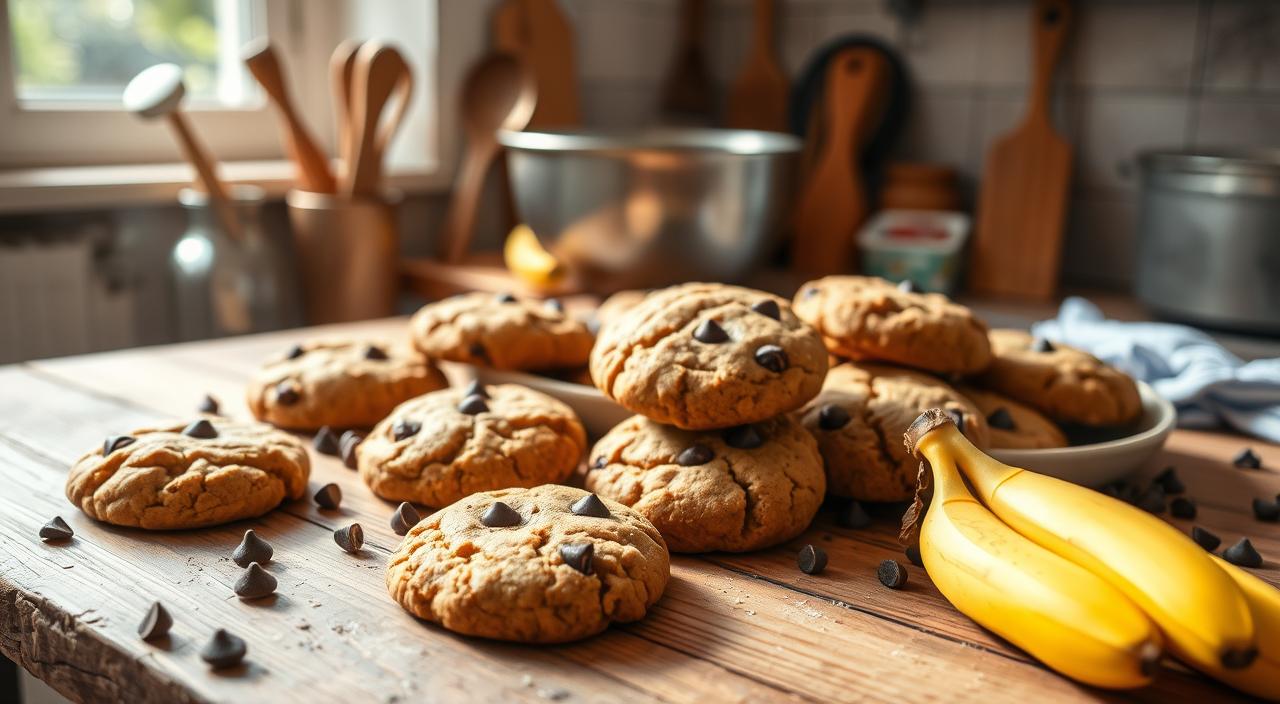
[1135,149,1280,334]
[498,128,801,291]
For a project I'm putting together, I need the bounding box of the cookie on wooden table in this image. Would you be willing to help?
[358,383,586,507]
[799,363,989,502]
[386,484,669,643]
[246,339,448,431]
[590,282,828,430]
[66,416,309,530]
[958,385,1068,450]
[410,292,593,371]
[791,275,992,375]
[585,414,825,553]
[978,329,1141,427]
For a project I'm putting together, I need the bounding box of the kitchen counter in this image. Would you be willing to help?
[1,317,1277,703]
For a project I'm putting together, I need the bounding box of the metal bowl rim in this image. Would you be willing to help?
[1138,147,1280,177]
[498,127,802,155]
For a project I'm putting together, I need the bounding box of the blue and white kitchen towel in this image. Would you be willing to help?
[1031,297,1280,442]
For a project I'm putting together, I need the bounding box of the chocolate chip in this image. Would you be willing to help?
[896,279,918,294]
[803,286,820,298]
[1153,466,1184,495]
[1223,538,1263,568]
[463,379,489,398]
[468,341,488,361]
[723,424,764,449]
[182,418,218,439]
[987,407,1015,431]
[754,344,788,373]
[1030,337,1055,353]
[285,344,305,359]
[878,559,908,589]
[693,319,729,343]
[496,292,517,303]
[458,394,489,415]
[797,544,827,575]
[904,544,923,567]
[592,455,607,469]
[1170,497,1197,519]
[481,501,522,528]
[391,502,420,535]
[817,404,850,430]
[559,543,594,574]
[570,493,611,519]
[676,444,714,466]
[364,345,389,360]
[544,298,564,313]
[232,530,273,567]
[198,394,220,415]
[838,501,871,529]
[1191,526,1221,552]
[200,629,246,669]
[334,523,364,553]
[138,601,172,641]
[103,435,135,455]
[275,381,300,406]
[1222,648,1259,670]
[947,409,966,435]
[1233,448,1262,469]
[393,418,421,442]
[1252,498,1280,522]
[314,483,341,510]
[313,426,340,455]
[339,431,363,469]
[750,299,780,320]
[234,562,277,599]
[1137,485,1166,515]
[39,516,73,541]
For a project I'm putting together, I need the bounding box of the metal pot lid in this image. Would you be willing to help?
[1139,148,1280,177]
[498,128,802,156]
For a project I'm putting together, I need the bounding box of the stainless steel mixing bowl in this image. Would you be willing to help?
[498,128,802,291]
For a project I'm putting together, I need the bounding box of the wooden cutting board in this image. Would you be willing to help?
[726,0,788,132]
[969,0,1074,300]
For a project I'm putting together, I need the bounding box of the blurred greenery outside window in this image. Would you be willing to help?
[9,0,259,106]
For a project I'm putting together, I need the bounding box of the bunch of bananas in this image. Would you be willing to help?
[904,409,1278,699]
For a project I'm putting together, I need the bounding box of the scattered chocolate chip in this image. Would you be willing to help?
[693,319,729,344]
[458,394,489,415]
[1252,498,1280,522]
[138,601,172,641]
[103,435,135,455]
[750,299,780,320]
[182,418,218,439]
[232,530,272,567]
[275,381,300,406]
[544,298,564,313]
[313,426,340,455]
[723,424,764,449]
[334,523,364,553]
[986,407,1015,431]
[468,341,488,360]
[1191,526,1221,552]
[676,444,714,466]
[946,409,966,435]
[285,344,305,360]
[393,418,421,442]
[817,403,850,430]
[754,344,788,373]
[39,516,73,541]
[896,279,918,294]
[391,503,420,535]
[481,501,522,528]
[838,501,871,529]
[1153,466,1185,495]
[200,629,246,669]
[1223,537,1263,568]
[364,345,389,360]
[1137,485,1166,514]
[339,431,363,469]
[592,455,607,469]
[1222,648,1259,670]
[904,545,923,567]
[877,559,908,589]
[1233,448,1262,469]
[314,483,341,510]
[198,394,220,415]
[559,543,594,574]
[234,562,277,599]
[495,292,517,303]
[571,493,611,519]
[463,379,489,398]
[1030,337,1056,353]
[803,286,819,298]
[797,544,827,575]
[1170,497,1197,519]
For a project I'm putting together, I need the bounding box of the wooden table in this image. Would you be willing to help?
[2,318,1277,704]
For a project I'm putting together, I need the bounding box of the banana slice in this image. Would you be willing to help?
[504,224,565,291]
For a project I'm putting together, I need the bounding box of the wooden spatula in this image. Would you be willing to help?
[520,0,580,128]
[243,39,336,194]
[726,0,788,132]
[969,0,1074,300]
[345,43,414,198]
[330,39,363,185]
[789,47,889,276]
[660,0,713,123]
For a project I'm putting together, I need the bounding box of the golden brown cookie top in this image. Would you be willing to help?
[590,282,828,430]
[66,416,309,530]
[593,289,651,328]
[410,292,593,371]
[957,384,1068,450]
[385,484,669,643]
[792,275,992,375]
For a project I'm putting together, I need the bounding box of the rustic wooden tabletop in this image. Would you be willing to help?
[1,317,1277,704]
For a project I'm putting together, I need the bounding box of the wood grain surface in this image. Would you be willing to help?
[1,317,1277,703]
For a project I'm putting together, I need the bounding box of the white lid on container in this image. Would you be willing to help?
[857,209,970,255]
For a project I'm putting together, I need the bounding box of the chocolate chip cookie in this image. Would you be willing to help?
[246,339,448,431]
[792,276,992,375]
[799,363,988,502]
[593,289,649,329]
[590,283,828,430]
[410,292,594,371]
[66,417,309,530]
[957,385,1067,450]
[358,383,587,507]
[386,484,669,643]
[978,329,1141,427]
[585,414,825,553]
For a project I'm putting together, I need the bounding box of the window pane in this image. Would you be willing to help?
[10,0,261,106]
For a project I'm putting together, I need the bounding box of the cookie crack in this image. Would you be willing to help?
[719,454,756,540]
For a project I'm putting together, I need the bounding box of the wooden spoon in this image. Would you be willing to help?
[660,0,713,123]
[330,39,363,185]
[345,43,414,198]
[440,54,536,263]
[242,39,336,193]
[726,0,788,131]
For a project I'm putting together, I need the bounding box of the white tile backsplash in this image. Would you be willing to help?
[1066,1,1202,91]
[1202,0,1280,94]
[1076,93,1189,190]
[1192,96,1280,147]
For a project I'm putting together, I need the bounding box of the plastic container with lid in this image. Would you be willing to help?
[856,209,970,294]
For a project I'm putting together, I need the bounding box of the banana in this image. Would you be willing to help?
[907,409,1257,675]
[503,224,565,291]
[1198,557,1280,701]
[918,433,1161,688]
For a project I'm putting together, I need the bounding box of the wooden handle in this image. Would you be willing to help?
[165,112,243,243]
[330,39,363,186]
[751,0,775,51]
[1028,0,1072,125]
[519,0,580,127]
[346,44,412,198]
[492,0,525,54]
[680,0,706,47]
[244,43,336,194]
[440,142,499,263]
